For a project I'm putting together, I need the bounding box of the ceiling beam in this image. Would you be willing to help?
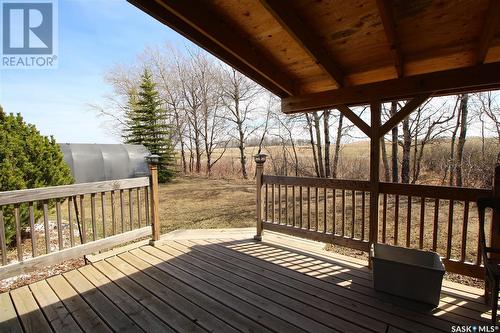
[282,62,500,113]
[379,94,431,137]
[128,0,296,97]
[260,0,345,87]
[476,0,500,64]
[336,105,371,137]
[376,0,403,77]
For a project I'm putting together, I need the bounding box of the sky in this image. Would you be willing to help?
[0,0,191,143]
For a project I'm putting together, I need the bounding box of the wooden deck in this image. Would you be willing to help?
[0,229,495,333]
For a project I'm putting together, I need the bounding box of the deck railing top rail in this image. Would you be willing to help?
[263,175,371,191]
[0,177,150,206]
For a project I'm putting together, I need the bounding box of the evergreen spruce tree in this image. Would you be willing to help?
[124,70,175,182]
[122,88,141,144]
[0,107,73,244]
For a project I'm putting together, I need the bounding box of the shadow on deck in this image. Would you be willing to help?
[0,230,495,333]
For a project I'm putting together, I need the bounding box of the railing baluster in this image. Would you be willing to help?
[361,191,366,241]
[129,189,134,230]
[292,186,296,227]
[394,195,399,246]
[341,189,345,236]
[91,194,97,241]
[299,186,303,228]
[446,200,454,259]
[433,199,439,252]
[80,195,86,244]
[323,187,327,233]
[278,185,282,224]
[120,190,125,233]
[14,204,22,261]
[271,184,275,223]
[285,185,288,225]
[461,201,469,262]
[136,189,141,228]
[315,187,319,231]
[307,187,311,229]
[351,190,356,238]
[144,187,150,226]
[419,197,425,249]
[29,202,37,257]
[477,217,482,265]
[332,189,336,234]
[0,209,6,265]
[56,199,63,250]
[101,193,107,238]
[111,190,117,235]
[382,193,387,243]
[406,195,412,248]
[43,201,50,253]
[265,184,268,222]
[68,197,74,247]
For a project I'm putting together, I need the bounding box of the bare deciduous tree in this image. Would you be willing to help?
[220,67,262,179]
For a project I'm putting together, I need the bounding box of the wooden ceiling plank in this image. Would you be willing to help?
[379,94,431,136]
[259,0,345,87]
[282,62,500,113]
[127,0,291,98]
[477,0,500,64]
[336,106,371,137]
[148,0,297,96]
[376,0,403,77]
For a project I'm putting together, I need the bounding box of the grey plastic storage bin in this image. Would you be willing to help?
[371,243,445,307]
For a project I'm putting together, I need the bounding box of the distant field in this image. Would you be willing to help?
[183,137,498,187]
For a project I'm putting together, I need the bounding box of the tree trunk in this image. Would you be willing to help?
[455,94,468,187]
[332,113,344,179]
[390,101,399,183]
[313,112,325,178]
[237,120,247,179]
[324,110,331,178]
[306,114,320,177]
[448,98,462,186]
[174,110,187,174]
[381,137,391,181]
[401,117,411,184]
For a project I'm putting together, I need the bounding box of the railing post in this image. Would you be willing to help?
[254,154,267,241]
[490,165,500,251]
[369,101,381,268]
[147,154,161,244]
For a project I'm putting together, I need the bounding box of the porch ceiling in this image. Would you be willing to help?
[129,0,500,111]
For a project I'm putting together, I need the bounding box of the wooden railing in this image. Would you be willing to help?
[378,182,490,278]
[255,156,496,279]
[260,175,371,252]
[0,159,160,279]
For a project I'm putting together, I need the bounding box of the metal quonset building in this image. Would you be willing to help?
[59,143,151,183]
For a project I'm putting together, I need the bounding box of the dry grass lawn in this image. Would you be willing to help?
[157,176,256,233]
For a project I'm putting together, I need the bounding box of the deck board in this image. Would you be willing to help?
[0,230,495,333]
[29,280,82,333]
[0,292,23,333]
[10,286,52,333]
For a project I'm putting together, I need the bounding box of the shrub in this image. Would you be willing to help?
[0,107,73,245]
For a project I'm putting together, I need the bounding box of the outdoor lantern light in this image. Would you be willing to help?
[254,153,267,164]
[146,154,160,165]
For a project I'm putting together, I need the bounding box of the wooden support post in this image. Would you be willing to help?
[147,155,161,245]
[254,154,267,241]
[369,101,381,268]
